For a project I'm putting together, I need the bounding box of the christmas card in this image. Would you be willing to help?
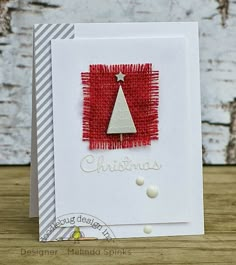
[30,22,204,241]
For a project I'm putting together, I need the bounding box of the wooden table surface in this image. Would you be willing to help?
[0,166,235,265]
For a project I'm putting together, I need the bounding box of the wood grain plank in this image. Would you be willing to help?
[0,166,235,264]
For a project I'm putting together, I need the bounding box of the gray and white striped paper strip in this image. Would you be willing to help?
[34,23,74,241]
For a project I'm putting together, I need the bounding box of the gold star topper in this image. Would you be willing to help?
[115,71,126,82]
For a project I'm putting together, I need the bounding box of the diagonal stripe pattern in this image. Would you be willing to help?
[34,23,74,241]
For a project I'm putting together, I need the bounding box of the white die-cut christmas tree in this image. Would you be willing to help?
[107,85,136,141]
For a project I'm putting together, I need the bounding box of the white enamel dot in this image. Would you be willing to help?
[146,185,158,198]
[136,177,144,186]
[144,225,152,234]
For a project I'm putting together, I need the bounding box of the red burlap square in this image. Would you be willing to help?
[81,63,159,150]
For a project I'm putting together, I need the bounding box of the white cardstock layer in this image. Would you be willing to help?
[30,22,204,239]
[51,36,192,226]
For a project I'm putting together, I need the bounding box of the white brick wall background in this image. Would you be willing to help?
[0,0,235,164]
